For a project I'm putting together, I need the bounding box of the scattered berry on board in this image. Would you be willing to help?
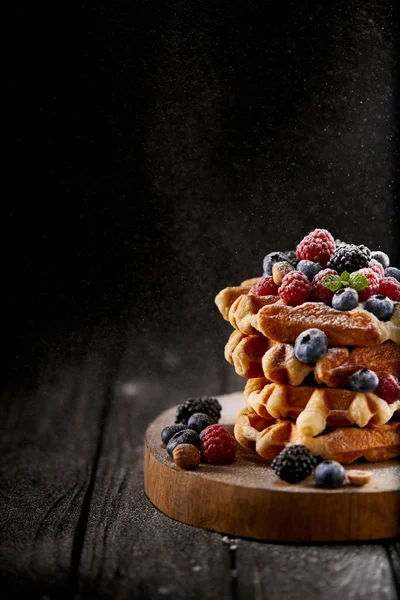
[200,424,237,465]
[187,412,215,433]
[271,445,317,484]
[175,397,222,424]
[166,429,201,457]
[314,460,346,488]
[161,423,188,445]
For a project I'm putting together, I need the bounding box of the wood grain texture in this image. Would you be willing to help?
[144,395,400,543]
[0,323,124,598]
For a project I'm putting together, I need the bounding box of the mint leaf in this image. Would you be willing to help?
[322,275,343,292]
[349,272,368,291]
[340,271,351,282]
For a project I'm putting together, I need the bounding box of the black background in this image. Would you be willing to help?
[5,0,399,373]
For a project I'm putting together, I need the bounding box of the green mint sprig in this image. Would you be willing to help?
[322,270,368,292]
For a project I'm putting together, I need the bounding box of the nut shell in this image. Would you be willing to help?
[272,261,295,285]
[172,443,201,470]
[346,470,372,486]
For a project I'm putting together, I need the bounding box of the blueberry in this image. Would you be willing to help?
[350,368,379,392]
[263,252,289,275]
[161,423,187,445]
[314,460,345,488]
[363,294,394,321]
[187,412,215,433]
[384,267,400,282]
[294,328,328,363]
[166,429,201,457]
[331,287,359,311]
[371,251,390,269]
[282,250,299,267]
[296,260,322,281]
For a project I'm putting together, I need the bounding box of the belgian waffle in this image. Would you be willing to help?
[225,331,400,387]
[234,407,400,464]
[243,377,400,437]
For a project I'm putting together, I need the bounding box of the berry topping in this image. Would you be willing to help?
[175,397,222,424]
[310,268,338,304]
[331,287,359,311]
[350,368,379,393]
[272,261,295,285]
[375,374,400,404]
[378,276,400,301]
[281,250,299,267]
[368,259,385,280]
[370,250,390,269]
[200,424,236,465]
[327,243,371,274]
[384,267,400,282]
[314,460,345,488]
[296,260,322,281]
[161,423,188,445]
[263,251,291,276]
[187,412,215,433]
[363,294,394,320]
[271,445,316,484]
[278,271,311,306]
[335,238,347,248]
[296,228,335,267]
[253,276,279,296]
[167,429,201,457]
[356,268,380,302]
[294,328,328,363]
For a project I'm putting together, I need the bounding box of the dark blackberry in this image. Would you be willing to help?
[175,397,222,425]
[271,444,317,483]
[327,243,371,274]
[282,250,299,267]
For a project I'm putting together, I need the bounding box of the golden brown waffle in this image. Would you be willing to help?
[234,407,400,464]
[225,331,400,387]
[215,283,400,346]
[244,377,400,437]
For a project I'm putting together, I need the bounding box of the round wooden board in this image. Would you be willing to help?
[144,391,400,542]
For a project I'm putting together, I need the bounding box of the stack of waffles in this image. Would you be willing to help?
[215,229,400,464]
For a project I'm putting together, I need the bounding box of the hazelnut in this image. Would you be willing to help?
[172,443,201,470]
[346,470,372,486]
[272,261,295,285]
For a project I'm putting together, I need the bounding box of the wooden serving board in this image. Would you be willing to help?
[144,392,400,542]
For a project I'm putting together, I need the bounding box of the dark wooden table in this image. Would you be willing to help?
[1,299,399,600]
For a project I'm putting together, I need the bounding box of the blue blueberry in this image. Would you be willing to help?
[314,460,345,488]
[166,429,201,457]
[371,251,390,269]
[363,294,394,321]
[263,252,290,275]
[296,260,322,281]
[384,267,400,282]
[350,368,379,392]
[331,287,359,311]
[294,328,328,363]
[187,412,215,433]
[161,423,188,445]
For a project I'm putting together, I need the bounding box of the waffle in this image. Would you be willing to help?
[234,407,400,464]
[244,377,400,437]
[215,283,400,346]
[225,331,400,387]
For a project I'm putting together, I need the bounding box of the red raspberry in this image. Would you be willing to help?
[200,424,237,464]
[379,276,400,301]
[296,228,335,267]
[278,271,311,306]
[310,268,338,304]
[252,276,279,296]
[375,374,400,404]
[368,259,385,280]
[357,268,380,302]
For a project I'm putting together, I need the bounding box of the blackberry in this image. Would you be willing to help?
[271,444,317,483]
[175,397,222,424]
[327,243,371,274]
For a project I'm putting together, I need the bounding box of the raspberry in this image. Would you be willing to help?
[368,259,385,280]
[296,228,335,267]
[310,268,338,304]
[200,424,237,464]
[278,271,311,306]
[253,276,279,296]
[378,276,400,301]
[375,374,400,404]
[356,268,380,302]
